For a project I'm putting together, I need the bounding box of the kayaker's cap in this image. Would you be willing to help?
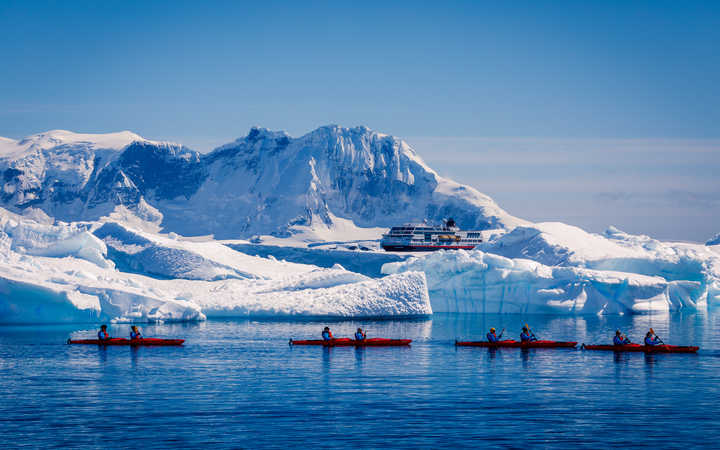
[490,328,495,332]
[357,328,362,332]
[100,324,107,330]
[324,327,330,331]
[615,330,621,335]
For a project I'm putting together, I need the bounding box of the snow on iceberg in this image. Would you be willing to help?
[0,207,431,323]
[0,208,111,267]
[185,271,431,317]
[482,223,719,284]
[93,221,317,281]
[383,223,720,315]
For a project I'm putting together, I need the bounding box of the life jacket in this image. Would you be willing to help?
[98,331,108,340]
[355,332,365,340]
[322,331,332,340]
[487,332,497,342]
[130,331,142,339]
[520,332,532,342]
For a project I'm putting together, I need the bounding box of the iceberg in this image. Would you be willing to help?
[0,208,431,323]
[383,223,720,315]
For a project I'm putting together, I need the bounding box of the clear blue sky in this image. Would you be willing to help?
[1,0,718,240]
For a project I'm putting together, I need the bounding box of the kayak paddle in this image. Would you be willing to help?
[525,323,538,340]
[498,328,505,339]
[650,328,665,344]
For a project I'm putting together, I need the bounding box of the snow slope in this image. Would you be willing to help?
[0,126,523,240]
[0,208,431,323]
[708,233,720,246]
[383,223,720,314]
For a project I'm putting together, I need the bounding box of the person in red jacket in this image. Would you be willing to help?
[322,327,333,341]
[97,324,110,341]
[130,325,142,340]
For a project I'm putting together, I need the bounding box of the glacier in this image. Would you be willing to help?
[0,207,431,323]
[382,222,720,314]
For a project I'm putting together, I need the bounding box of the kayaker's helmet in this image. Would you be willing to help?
[615,330,621,335]
[490,328,496,332]
[357,328,362,332]
[100,324,107,330]
[522,326,528,332]
[324,327,330,331]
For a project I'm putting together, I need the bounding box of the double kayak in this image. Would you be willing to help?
[290,338,411,347]
[582,343,699,353]
[67,338,185,346]
[455,339,577,348]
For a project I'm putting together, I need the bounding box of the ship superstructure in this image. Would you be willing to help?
[380,219,483,251]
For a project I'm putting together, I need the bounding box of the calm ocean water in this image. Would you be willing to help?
[1,312,719,448]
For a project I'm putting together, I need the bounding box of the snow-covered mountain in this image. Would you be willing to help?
[0,126,523,239]
[707,233,720,246]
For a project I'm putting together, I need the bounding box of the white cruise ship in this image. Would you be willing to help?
[380,219,483,251]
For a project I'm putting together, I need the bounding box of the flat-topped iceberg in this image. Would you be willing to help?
[383,223,720,315]
[0,208,431,323]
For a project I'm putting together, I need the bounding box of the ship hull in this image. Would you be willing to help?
[381,244,477,251]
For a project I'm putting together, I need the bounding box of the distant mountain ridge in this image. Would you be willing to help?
[0,126,524,239]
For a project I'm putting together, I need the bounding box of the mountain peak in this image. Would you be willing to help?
[0,124,525,239]
[17,129,149,150]
[0,129,170,160]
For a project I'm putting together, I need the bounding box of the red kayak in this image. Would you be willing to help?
[455,339,577,348]
[582,343,699,353]
[290,338,411,347]
[67,338,185,346]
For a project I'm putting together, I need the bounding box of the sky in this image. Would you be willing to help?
[1,0,718,241]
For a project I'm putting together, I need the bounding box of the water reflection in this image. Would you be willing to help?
[130,346,139,369]
[354,347,365,367]
[520,348,530,369]
[487,347,498,362]
[644,353,657,368]
[97,346,107,364]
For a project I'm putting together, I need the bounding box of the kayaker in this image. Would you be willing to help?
[355,328,366,341]
[97,324,109,341]
[130,325,142,340]
[486,328,500,343]
[644,331,662,346]
[520,326,537,342]
[613,330,631,346]
[322,327,333,341]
